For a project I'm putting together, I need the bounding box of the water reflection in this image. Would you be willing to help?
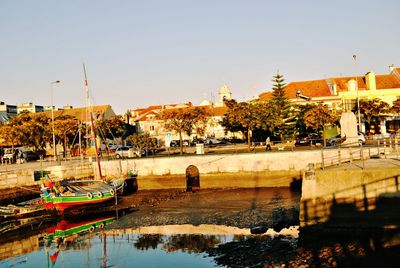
[43,216,116,267]
[0,185,399,267]
[0,219,399,267]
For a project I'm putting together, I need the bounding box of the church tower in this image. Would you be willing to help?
[217,84,232,107]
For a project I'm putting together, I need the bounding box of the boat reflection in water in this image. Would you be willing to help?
[44,215,116,267]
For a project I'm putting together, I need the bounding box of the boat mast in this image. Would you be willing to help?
[83,64,90,154]
[83,64,103,180]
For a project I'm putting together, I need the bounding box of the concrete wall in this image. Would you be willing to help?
[0,146,381,191]
[98,147,380,178]
[97,148,379,190]
[0,162,93,190]
[46,162,93,180]
[0,169,35,188]
[131,170,302,190]
[300,158,400,228]
[98,150,326,179]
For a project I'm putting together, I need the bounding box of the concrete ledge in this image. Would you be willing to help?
[300,158,400,228]
[137,170,302,190]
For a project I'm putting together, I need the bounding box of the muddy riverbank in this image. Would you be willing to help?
[110,187,301,230]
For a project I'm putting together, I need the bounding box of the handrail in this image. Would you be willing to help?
[319,137,400,170]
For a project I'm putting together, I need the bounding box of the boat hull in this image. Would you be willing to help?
[43,193,115,212]
[41,180,116,214]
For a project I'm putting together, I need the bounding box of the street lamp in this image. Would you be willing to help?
[353,55,361,132]
[50,80,60,161]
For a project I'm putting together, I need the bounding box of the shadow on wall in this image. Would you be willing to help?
[301,174,400,230]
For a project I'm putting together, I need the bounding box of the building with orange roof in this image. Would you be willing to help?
[128,85,237,146]
[258,66,400,134]
[128,102,193,139]
[39,105,116,122]
[258,66,400,109]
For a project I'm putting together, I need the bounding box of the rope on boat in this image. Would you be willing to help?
[14,185,42,194]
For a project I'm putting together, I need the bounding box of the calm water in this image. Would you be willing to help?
[1,188,399,267]
[0,220,299,268]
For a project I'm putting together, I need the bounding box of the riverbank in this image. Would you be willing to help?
[112,187,301,230]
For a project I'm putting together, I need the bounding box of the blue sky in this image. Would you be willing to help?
[1,0,399,115]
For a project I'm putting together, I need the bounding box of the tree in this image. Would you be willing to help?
[0,111,49,151]
[126,132,157,156]
[390,97,400,114]
[96,115,136,148]
[270,72,294,140]
[220,99,248,137]
[292,103,317,136]
[359,98,389,132]
[27,113,50,150]
[159,107,211,155]
[271,71,288,107]
[304,104,339,146]
[0,124,21,151]
[221,99,280,151]
[53,115,79,157]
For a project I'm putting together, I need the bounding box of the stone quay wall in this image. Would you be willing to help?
[300,158,400,229]
[0,146,381,191]
[97,147,380,190]
[0,162,93,190]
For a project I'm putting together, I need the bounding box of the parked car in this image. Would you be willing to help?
[358,132,366,144]
[170,140,190,147]
[115,146,144,158]
[1,148,46,163]
[327,132,365,147]
[170,140,180,147]
[2,148,15,163]
[326,134,345,147]
[192,137,204,144]
[205,137,222,145]
[295,133,323,146]
[21,149,46,162]
[182,140,190,146]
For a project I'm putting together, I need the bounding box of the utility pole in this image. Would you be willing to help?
[353,54,361,132]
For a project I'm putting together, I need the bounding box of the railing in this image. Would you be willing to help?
[320,137,400,170]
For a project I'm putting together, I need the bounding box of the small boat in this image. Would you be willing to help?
[109,172,138,196]
[0,198,48,219]
[41,179,116,213]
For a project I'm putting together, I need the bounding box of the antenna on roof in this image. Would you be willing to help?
[389,64,395,73]
[296,90,311,101]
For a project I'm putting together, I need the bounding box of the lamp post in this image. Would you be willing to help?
[50,80,60,161]
[353,55,361,132]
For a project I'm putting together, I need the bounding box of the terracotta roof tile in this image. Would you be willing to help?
[259,79,332,101]
[210,106,228,116]
[39,105,114,122]
[375,74,400,88]
[259,68,400,101]
[131,102,193,118]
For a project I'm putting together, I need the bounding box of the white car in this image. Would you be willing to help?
[115,146,145,158]
[204,138,221,145]
[358,132,366,144]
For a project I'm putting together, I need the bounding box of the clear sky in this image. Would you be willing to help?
[1,0,399,115]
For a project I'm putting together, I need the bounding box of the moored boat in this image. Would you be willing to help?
[41,179,116,213]
[109,172,138,196]
[0,197,47,219]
